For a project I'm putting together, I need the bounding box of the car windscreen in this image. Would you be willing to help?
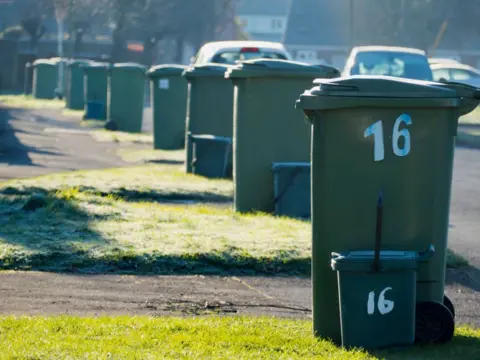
[211,50,288,64]
[351,51,433,81]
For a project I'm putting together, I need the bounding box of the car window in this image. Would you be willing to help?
[211,50,287,65]
[351,51,433,81]
[451,69,478,81]
[432,68,451,81]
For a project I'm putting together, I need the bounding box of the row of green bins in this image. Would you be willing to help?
[32,59,59,99]
[84,62,110,120]
[191,134,233,178]
[147,65,188,149]
[295,76,480,345]
[65,59,92,110]
[225,59,340,214]
[183,63,233,173]
[107,63,147,133]
[272,162,311,219]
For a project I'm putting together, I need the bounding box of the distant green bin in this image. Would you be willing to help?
[272,162,311,219]
[65,59,92,110]
[191,134,233,178]
[84,62,110,120]
[32,59,58,99]
[183,63,233,173]
[225,59,339,214]
[107,63,147,133]
[147,64,188,150]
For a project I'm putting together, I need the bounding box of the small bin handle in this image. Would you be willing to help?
[416,244,435,262]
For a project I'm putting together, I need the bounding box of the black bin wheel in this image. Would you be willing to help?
[416,301,455,344]
[104,120,118,131]
[443,295,455,319]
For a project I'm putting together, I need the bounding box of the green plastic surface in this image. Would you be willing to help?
[183,63,231,78]
[147,64,187,77]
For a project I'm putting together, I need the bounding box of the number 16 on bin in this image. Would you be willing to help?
[364,114,412,162]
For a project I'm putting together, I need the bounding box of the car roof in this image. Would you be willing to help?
[200,40,287,53]
[351,46,427,56]
[428,58,460,65]
[430,63,480,74]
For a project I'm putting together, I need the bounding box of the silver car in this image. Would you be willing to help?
[430,63,480,88]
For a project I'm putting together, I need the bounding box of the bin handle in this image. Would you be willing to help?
[416,244,435,262]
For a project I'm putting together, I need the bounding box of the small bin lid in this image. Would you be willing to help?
[331,250,419,272]
[147,64,187,77]
[84,62,111,70]
[183,63,231,78]
[296,75,480,112]
[111,62,147,73]
[271,162,311,171]
[32,59,58,67]
[189,134,232,143]
[226,59,340,79]
[67,59,93,68]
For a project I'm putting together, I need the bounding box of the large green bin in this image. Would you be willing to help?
[66,59,92,110]
[147,64,188,150]
[295,76,480,344]
[84,62,110,120]
[225,59,339,214]
[183,63,233,173]
[32,59,58,99]
[107,63,147,133]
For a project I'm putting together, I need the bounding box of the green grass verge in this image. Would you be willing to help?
[0,316,478,359]
[116,148,185,163]
[0,163,469,275]
[92,129,153,144]
[459,106,480,125]
[0,95,65,110]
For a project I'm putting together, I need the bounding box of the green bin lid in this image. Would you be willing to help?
[296,75,480,112]
[271,162,310,171]
[189,134,232,143]
[147,64,187,77]
[183,63,231,78]
[331,250,419,272]
[84,62,111,70]
[111,62,147,73]
[32,59,58,67]
[67,59,93,68]
[226,59,340,79]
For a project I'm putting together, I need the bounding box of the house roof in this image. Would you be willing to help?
[284,0,350,47]
[236,0,291,17]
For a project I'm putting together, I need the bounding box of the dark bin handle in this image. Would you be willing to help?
[416,244,435,262]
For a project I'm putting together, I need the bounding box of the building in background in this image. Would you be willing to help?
[236,0,290,43]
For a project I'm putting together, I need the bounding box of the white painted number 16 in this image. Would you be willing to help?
[367,287,395,315]
[364,114,412,162]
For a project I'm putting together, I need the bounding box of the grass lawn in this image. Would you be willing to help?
[0,158,467,275]
[459,106,480,125]
[0,316,477,359]
[0,94,84,119]
[91,129,154,144]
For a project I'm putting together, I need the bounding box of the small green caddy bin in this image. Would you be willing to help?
[65,59,92,110]
[296,76,480,345]
[183,63,233,173]
[107,63,147,133]
[191,134,233,178]
[225,59,339,214]
[147,64,188,150]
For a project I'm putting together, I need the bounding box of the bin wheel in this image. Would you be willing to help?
[443,295,455,319]
[104,120,118,131]
[415,301,455,344]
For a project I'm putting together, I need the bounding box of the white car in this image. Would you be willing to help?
[192,41,292,65]
[428,58,461,66]
[430,63,480,88]
[343,46,433,81]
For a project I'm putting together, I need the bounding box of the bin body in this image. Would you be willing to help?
[66,60,91,110]
[272,162,311,218]
[24,62,33,95]
[332,251,418,349]
[183,64,233,173]
[295,76,480,343]
[191,135,232,178]
[107,63,146,132]
[32,60,58,99]
[147,65,188,149]
[84,62,109,120]
[226,59,340,213]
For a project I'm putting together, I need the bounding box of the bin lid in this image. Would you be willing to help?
[189,134,232,143]
[183,63,231,78]
[84,62,111,70]
[271,162,310,170]
[331,250,419,272]
[296,75,480,112]
[32,59,58,67]
[112,62,147,73]
[226,59,340,79]
[67,59,93,68]
[147,64,187,77]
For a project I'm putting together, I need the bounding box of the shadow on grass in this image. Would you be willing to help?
[0,186,307,276]
[146,159,184,165]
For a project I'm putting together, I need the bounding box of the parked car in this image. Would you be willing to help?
[430,62,480,88]
[192,41,292,65]
[343,46,433,81]
[428,58,460,66]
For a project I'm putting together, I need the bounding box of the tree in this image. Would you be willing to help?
[21,0,53,52]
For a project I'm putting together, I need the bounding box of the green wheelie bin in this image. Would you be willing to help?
[296,76,480,345]
[107,63,147,133]
[225,59,339,215]
[147,64,188,150]
[65,59,92,110]
[32,59,58,99]
[84,62,110,120]
[183,63,233,174]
